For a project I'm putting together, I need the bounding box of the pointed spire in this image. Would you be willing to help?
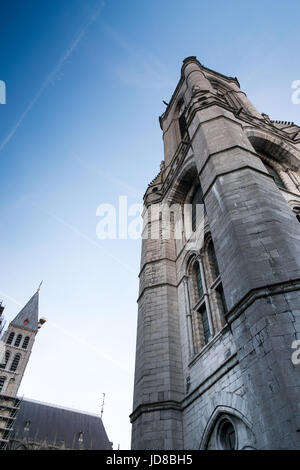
[11,290,39,331]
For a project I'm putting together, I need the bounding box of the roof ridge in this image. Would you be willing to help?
[19,396,102,419]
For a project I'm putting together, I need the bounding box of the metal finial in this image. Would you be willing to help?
[100,393,105,419]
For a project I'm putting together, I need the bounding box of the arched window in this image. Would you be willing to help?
[187,238,227,354]
[22,336,30,349]
[263,161,285,189]
[0,376,6,393]
[0,351,10,369]
[189,258,212,350]
[6,332,15,345]
[194,262,204,299]
[10,354,21,372]
[205,237,227,326]
[78,432,84,443]
[198,303,210,346]
[218,419,236,450]
[14,334,22,347]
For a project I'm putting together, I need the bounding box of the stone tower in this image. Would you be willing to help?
[0,290,43,397]
[130,57,300,450]
[0,289,45,448]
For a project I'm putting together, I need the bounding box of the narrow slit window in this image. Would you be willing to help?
[195,263,204,299]
[199,304,210,345]
[179,112,187,140]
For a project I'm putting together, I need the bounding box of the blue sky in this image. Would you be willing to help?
[0,0,299,449]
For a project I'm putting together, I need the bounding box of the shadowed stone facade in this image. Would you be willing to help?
[131,57,300,450]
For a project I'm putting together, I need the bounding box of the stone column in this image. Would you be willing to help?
[182,277,194,357]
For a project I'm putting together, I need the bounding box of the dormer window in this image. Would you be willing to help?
[24,420,31,431]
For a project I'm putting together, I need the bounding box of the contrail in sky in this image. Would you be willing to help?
[0,2,105,154]
[33,203,138,276]
[0,290,129,374]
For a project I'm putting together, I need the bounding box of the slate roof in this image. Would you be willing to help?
[11,291,39,331]
[12,398,112,450]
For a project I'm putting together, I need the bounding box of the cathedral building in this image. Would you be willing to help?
[0,290,112,450]
[130,57,300,450]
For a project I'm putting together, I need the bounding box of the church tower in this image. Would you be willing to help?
[130,57,300,450]
[0,288,45,448]
[0,289,44,397]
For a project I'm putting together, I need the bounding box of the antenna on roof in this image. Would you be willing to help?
[100,393,105,419]
[37,281,43,292]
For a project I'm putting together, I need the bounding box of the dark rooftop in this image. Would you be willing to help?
[12,398,112,450]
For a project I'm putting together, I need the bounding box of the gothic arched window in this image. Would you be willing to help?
[14,334,22,348]
[10,354,21,372]
[189,258,212,350]
[205,237,227,325]
[218,419,236,450]
[22,336,30,349]
[0,376,6,393]
[0,351,10,369]
[198,303,210,346]
[194,262,204,299]
[6,332,15,345]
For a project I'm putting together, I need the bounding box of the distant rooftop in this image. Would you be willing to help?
[12,397,112,450]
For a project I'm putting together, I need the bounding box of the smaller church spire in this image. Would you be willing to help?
[11,290,39,331]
